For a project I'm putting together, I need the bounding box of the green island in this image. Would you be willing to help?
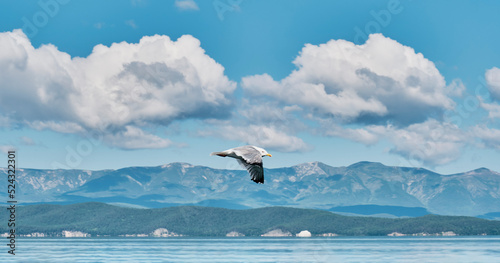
[2,202,500,237]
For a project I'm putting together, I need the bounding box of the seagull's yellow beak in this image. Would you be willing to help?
[266,153,272,157]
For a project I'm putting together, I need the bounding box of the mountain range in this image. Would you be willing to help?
[2,161,500,217]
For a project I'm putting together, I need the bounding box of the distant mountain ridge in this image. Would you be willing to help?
[2,161,500,217]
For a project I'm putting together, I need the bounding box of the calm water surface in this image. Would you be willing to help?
[1,236,499,262]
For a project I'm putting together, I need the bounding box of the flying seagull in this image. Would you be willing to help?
[210,145,272,184]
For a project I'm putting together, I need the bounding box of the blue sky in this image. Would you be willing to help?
[1,0,500,174]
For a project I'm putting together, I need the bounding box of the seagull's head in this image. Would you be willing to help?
[254,146,272,157]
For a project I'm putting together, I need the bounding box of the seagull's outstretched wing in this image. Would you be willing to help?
[232,146,263,164]
[237,159,264,184]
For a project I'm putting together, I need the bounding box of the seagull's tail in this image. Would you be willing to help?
[210,151,228,157]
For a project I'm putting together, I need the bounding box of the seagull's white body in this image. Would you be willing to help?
[210,145,271,184]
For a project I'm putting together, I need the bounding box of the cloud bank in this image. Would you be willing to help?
[3,30,498,168]
[236,34,470,166]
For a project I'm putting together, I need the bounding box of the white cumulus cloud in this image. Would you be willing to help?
[242,34,457,126]
[0,30,235,149]
[380,120,467,167]
[321,119,468,167]
[477,67,500,120]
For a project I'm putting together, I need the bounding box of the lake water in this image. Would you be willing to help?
[1,236,499,262]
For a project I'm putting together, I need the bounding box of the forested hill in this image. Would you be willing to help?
[5,161,500,217]
[3,202,500,237]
